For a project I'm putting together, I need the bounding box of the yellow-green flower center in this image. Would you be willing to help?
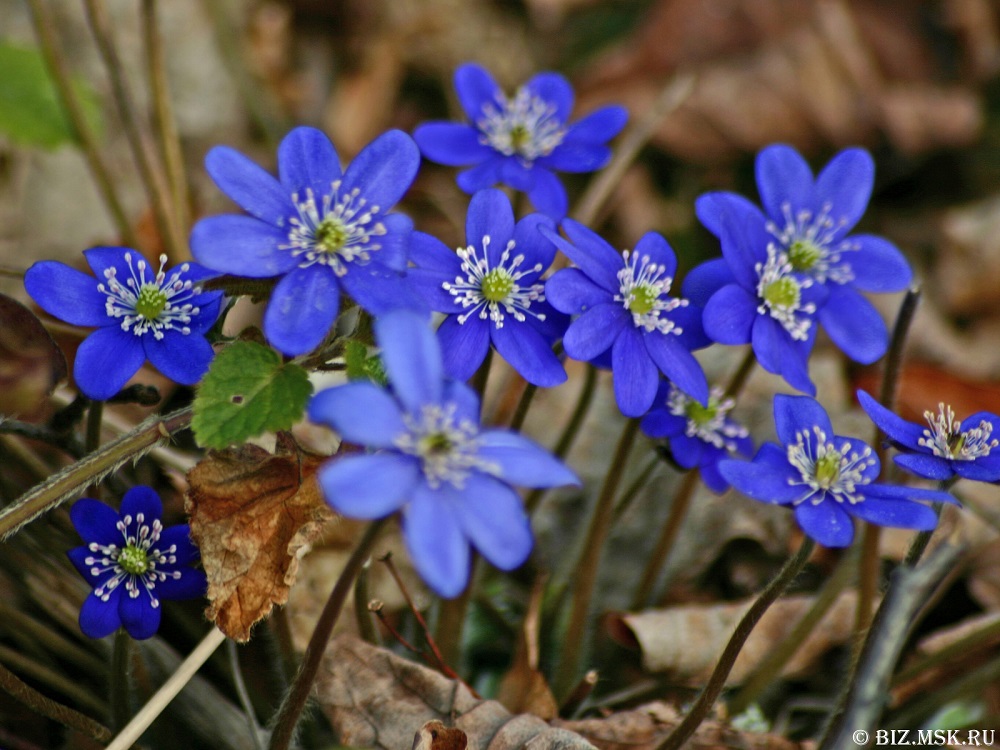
[481,268,515,303]
[627,283,659,316]
[685,400,719,428]
[814,450,842,488]
[509,124,532,154]
[134,284,168,320]
[420,432,454,457]
[788,239,823,272]
[118,544,149,575]
[763,277,800,309]
[314,217,350,254]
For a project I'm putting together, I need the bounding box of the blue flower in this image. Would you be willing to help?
[413,63,627,220]
[719,395,956,547]
[25,248,222,400]
[858,390,1000,482]
[408,189,568,387]
[190,126,422,356]
[690,145,911,392]
[66,487,205,640]
[308,310,578,598]
[544,220,709,417]
[641,383,752,493]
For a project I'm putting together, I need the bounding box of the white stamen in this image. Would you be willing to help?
[786,426,877,506]
[765,201,858,284]
[666,385,748,451]
[99,253,201,340]
[477,88,566,165]
[394,403,499,489]
[755,244,816,341]
[614,250,687,335]
[918,403,998,461]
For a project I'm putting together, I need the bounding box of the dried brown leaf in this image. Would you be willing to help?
[496,577,559,720]
[317,635,808,750]
[185,433,334,641]
[0,293,67,417]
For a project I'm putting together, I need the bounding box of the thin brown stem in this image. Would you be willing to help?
[509,382,537,432]
[0,660,111,743]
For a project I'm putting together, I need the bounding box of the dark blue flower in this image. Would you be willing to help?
[66,487,205,640]
[25,248,222,400]
[544,220,709,417]
[858,390,1000,482]
[719,395,956,547]
[408,189,568,387]
[641,383,752,493]
[308,310,578,598]
[190,126,422,356]
[691,145,910,391]
[413,63,627,220]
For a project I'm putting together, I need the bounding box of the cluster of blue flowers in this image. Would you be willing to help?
[27,61,1000,636]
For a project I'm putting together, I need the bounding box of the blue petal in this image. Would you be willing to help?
[67,547,112,588]
[669,434,705,470]
[703,284,756,344]
[371,212,413,273]
[773,394,834,446]
[755,144,814,222]
[562,106,628,144]
[454,63,502,123]
[699,453,731,494]
[527,169,567,220]
[185,289,224,336]
[491,321,566,387]
[318,453,420,518]
[308,381,406,448]
[818,286,887,365]
[545,268,610,314]
[681,258,736,307]
[643,334,708,405]
[409,267,461,311]
[119,589,161,640]
[467,189,514,258]
[814,148,874,236]
[156,525,200,566]
[894,453,955,480]
[277,126,342,198]
[340,264,425,316]
[438,315,490,381]
[452,473,533,570]
[205,145,293,225]
[441,380,481,425]
[546,220,622,292]
[856,389,926,449]
[375,310,443,411]
[633,232,678,279]
[848,493,938,531]
[795,501,855,547]
[154,568,207,601]
[402,482,471,598]
[477,430,579,487]
[512,213,557,275]
[413,122,492,166]
[695,192,764,240]
[640,410,686,438]
[83,246,142,282]
[525,71,574,121]
[263,266,340,356]
[537,143,612,173]
[79,589,122,639]
[24,261,107,327]
[70,498,122,546]
[863,483,958,505]
[848,236,912,292]
[340,130,420,212]
[457,159,502,193]
[74,327,145,400]
[612,326,658,417]
[954,457,1000,482]
[667,304,711,350]
[752,316,816,395]
[410,231,462,274]
[717,203,772,290]
[145,330,215,386]
[719,443,801,504]
[120,486,163,526]
[189,215,298,278]
[562,302,628,361]
[499,158,535,191]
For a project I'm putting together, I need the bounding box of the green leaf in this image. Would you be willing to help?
[0,42,103,149]
[192,342,313,449]
[343,339,387,386]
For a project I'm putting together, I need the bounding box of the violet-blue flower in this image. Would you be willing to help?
[408,189,568,387]
[413,63,627,220]
[858,390,1000,482]
[308,310,578,598]
[190,126,422,356]
[719,394,957,547]
[544,220,709,417]
[25,248,222,400]
[641,382,752,493]
[66,487,205,640]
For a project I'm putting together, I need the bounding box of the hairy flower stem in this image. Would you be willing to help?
[902,478,956,567]
[0,407,192,541]
[470,348,494,403]
[267,519,386,750]
[655,537,816,750]
[555,417,641,699]
[0,660,111,743]
[723,348,757,399]
[509,383,537,432]
[110,629,132,732]
[631,470,700,609]
[85,400,104,496]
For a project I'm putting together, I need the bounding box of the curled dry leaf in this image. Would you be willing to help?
[608,592,859,686]
[317,635,808,750]
[0,293,67,417]
[185,432,335,642]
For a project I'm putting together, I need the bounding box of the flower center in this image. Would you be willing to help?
[118,544,149,575]
[395,404,499,489]
[477,88,566,163]
[918,403,998,461]
[766,202,857,284]
[668,385,748,450]
[99,253,201,340]
[786,426,877,505]
[443,235,546,329]
[284,182,386,277]
[614,250,687,335]
[755,245,816,341]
